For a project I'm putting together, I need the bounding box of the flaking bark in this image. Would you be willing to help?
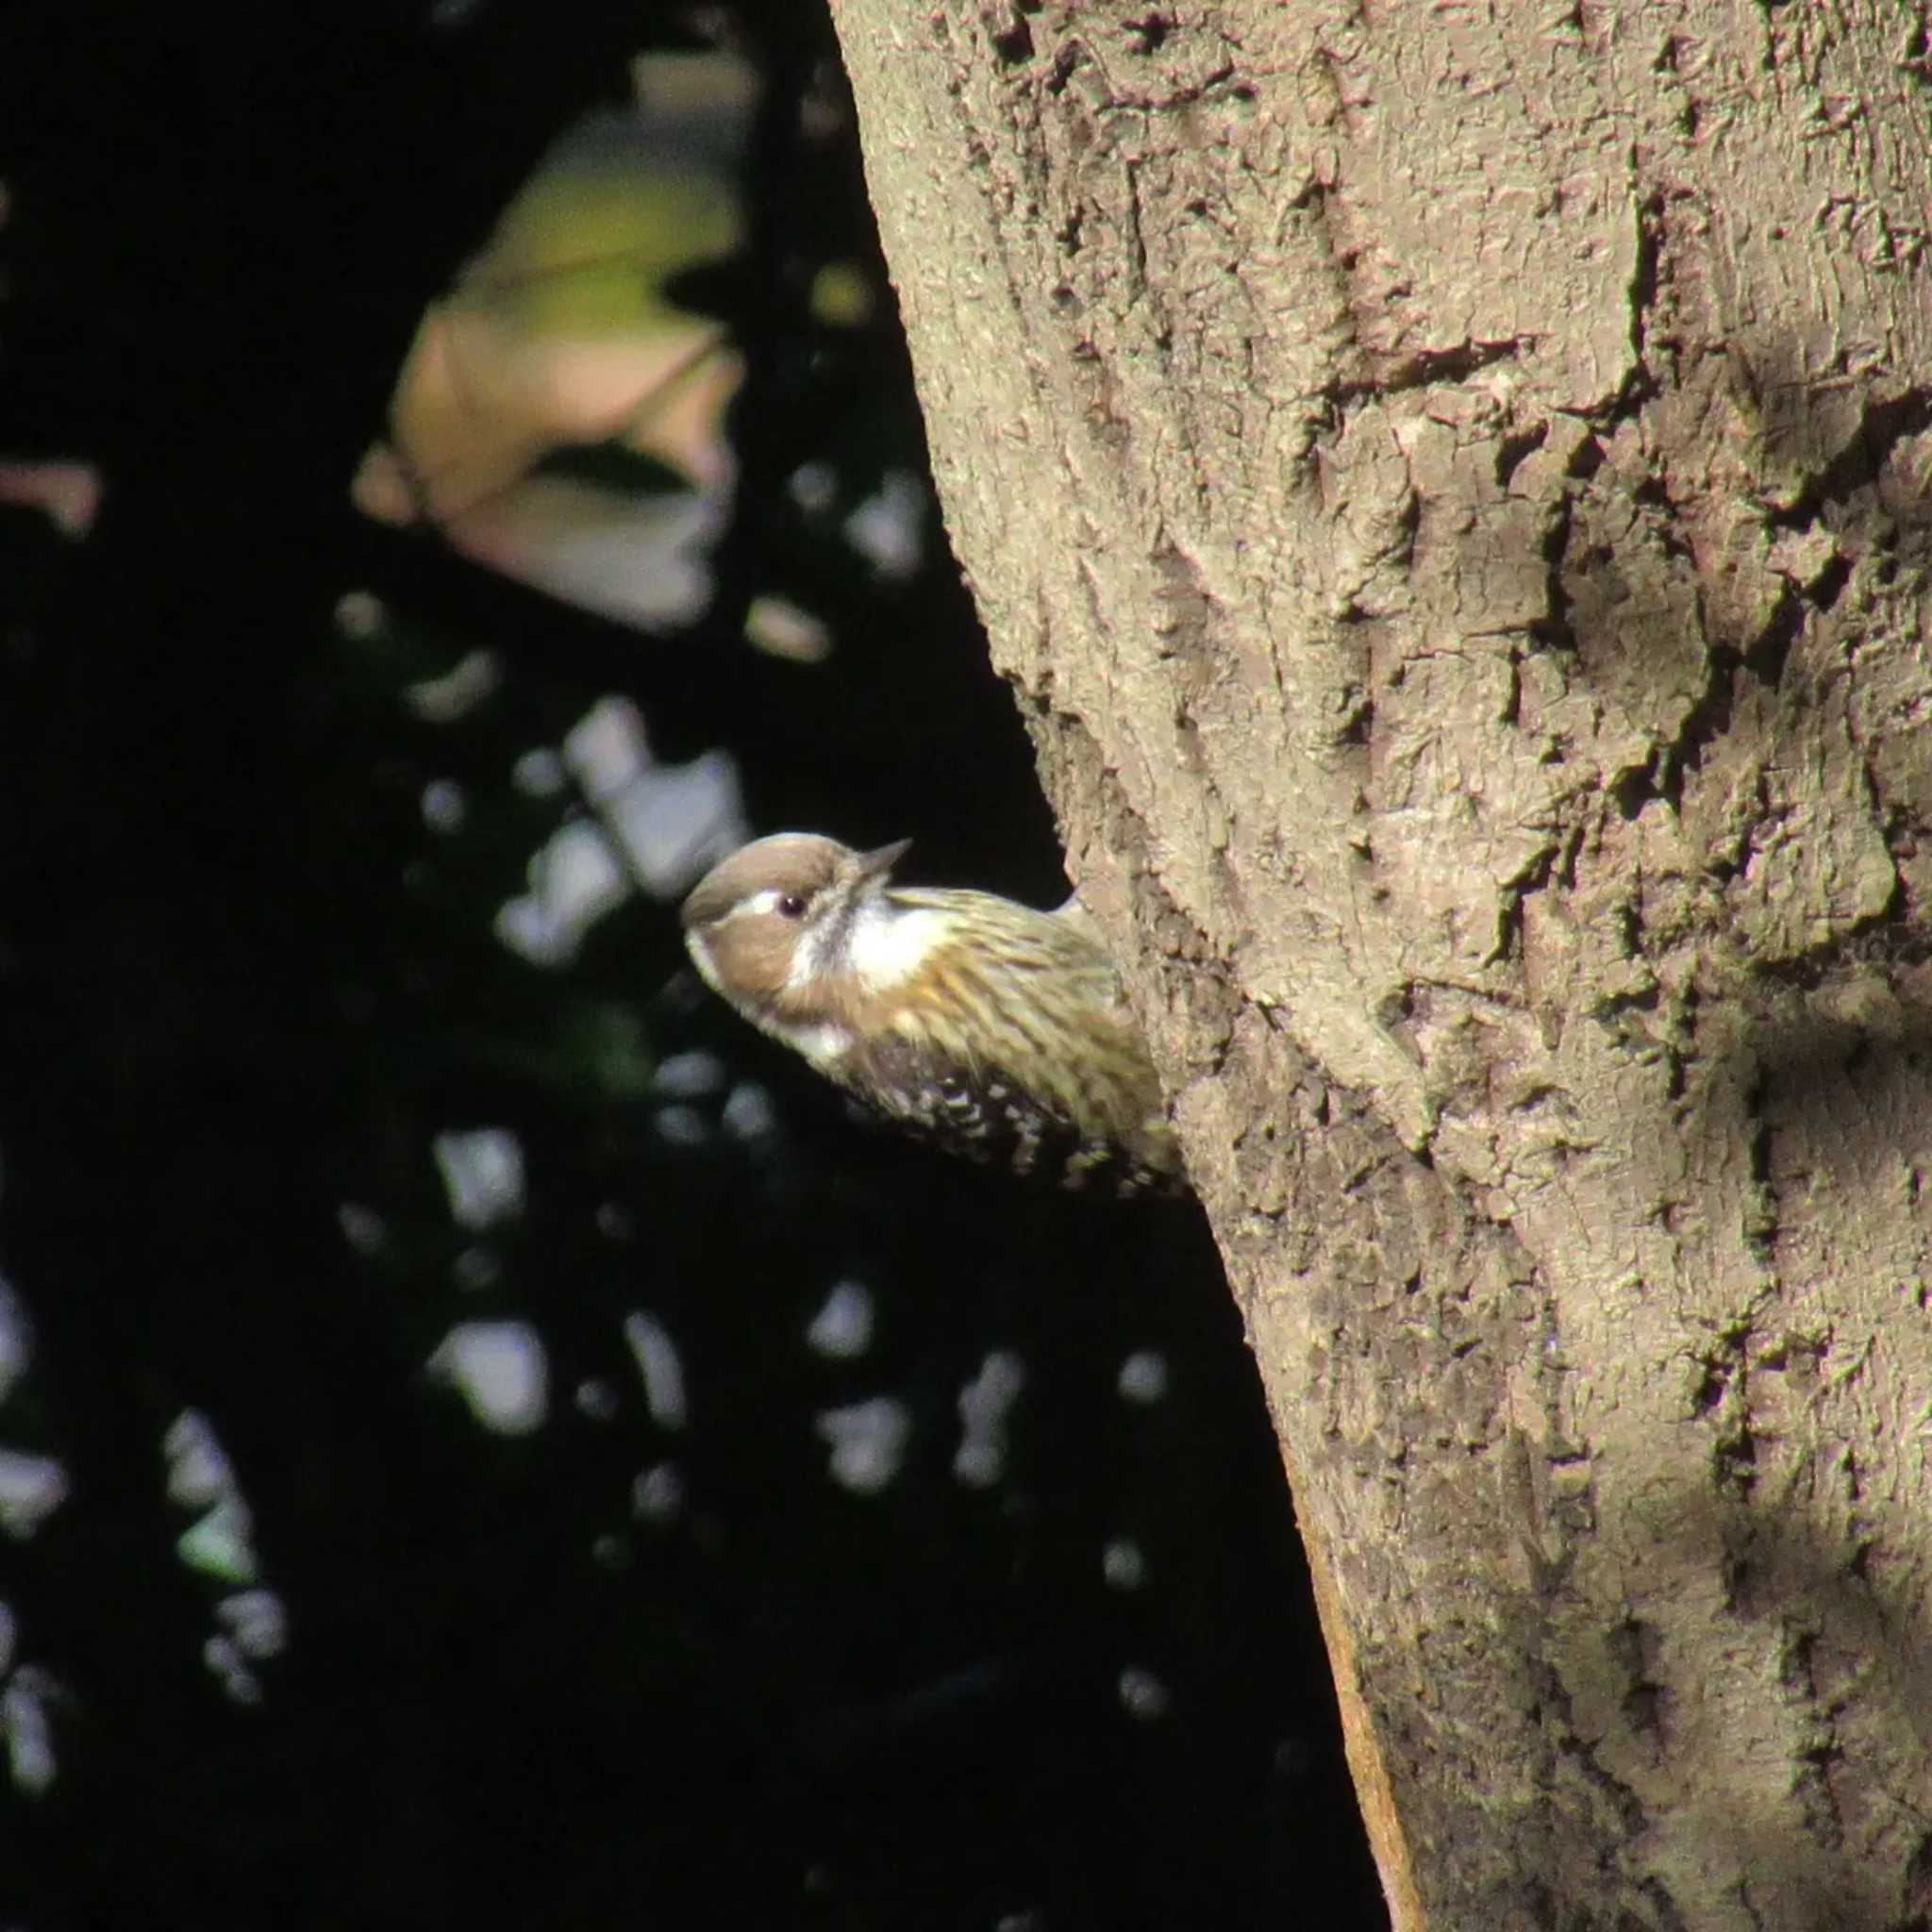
[826,3,1932,1926]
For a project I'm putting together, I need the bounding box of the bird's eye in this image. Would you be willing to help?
[776,893,808,920]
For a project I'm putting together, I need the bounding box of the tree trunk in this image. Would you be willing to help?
[825,2,1932,1926]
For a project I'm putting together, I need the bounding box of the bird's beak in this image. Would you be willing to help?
[854,838,912,884]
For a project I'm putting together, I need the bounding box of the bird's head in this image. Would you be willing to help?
[680,833,912,1018]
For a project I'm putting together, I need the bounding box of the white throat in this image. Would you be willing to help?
[840,899,948,994]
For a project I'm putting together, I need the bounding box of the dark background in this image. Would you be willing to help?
[0,4,1383,1926]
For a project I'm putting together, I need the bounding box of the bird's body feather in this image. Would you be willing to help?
[682,837,1181,1194]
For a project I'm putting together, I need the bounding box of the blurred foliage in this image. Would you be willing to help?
[353,72,751,622]
[0,4,1382,1929]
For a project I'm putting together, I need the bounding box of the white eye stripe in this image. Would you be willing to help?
[731,885,822,923]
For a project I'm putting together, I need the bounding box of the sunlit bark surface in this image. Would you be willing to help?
[829,4,1932,1924]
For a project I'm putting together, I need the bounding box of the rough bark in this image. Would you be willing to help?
[825,3,1932,1927]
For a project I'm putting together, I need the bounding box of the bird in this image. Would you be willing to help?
[680,833,1182,1194]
